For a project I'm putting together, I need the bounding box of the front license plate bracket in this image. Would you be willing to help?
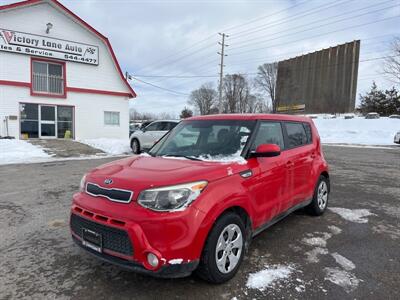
[81,228,102,253]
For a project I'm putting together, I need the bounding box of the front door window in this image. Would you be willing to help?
[40,105,56,138]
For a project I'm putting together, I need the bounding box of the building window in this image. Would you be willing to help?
[32,60,65,95]
[20,103,39,138]
[104,111,120,126]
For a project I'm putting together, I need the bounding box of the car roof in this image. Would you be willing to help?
[187,113,312,123]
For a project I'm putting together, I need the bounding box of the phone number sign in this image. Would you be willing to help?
[0,28,99,65]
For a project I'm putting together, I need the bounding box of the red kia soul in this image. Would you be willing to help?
[70,114,329,283]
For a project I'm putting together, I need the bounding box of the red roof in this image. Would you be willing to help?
[0,0,136,98]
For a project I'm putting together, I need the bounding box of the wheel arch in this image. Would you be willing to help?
[196,202,253,259]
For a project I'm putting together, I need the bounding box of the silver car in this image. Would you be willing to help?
[130,120,179,154]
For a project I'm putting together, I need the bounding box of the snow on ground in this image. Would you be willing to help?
[246,264,295,291]
[329,207,376,223]
[331,253,355,271]
[312,116,400,145]
[79,138,131,155]
[0,139,50,165]
[324,267,360,293]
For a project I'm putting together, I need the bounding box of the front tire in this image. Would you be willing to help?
[306,175,330,216]
[196,212,246,283]
[131,139,140,154]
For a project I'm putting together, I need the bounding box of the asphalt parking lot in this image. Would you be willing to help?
[0,145,399,300]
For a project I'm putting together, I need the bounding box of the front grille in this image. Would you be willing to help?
[70,213,133,256]
[86,182,133,203]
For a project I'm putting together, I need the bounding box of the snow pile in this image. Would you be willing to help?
[79,138,131,155]
[329,207,376,223]
[246,264,294,291]
[0,139,50,165]
[313,117,400,145]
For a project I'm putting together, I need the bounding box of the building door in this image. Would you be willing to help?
[39,105,56,138]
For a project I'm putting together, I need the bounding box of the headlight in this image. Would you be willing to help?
[138,181,207,212]
[79,174,87,192]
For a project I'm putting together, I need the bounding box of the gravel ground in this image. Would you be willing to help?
[0,145,399,300]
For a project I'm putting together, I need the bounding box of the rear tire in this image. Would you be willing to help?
[196,212,246,284]
[306,175,330,216]
[131,139,140,154]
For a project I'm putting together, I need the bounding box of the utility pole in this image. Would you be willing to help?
[218,33,228,114]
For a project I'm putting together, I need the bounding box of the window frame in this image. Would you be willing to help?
[31,57,66,98]
[282,121,312,150]
[104,111,120,126]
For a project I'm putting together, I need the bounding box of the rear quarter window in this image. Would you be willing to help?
[303,123,312,144]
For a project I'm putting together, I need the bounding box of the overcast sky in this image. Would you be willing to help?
[2,0,400,116]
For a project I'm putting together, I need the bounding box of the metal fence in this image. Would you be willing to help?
[32,73,64,95]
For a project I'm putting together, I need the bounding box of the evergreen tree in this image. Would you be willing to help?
[180,107,193,119]
[358,82,400,115]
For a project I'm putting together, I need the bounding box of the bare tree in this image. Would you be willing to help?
[188,83,218,115]
[223,74,252,113]
[384,37,400,85]
[255,62,278,112]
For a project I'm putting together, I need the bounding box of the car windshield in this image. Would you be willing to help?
[149,119,256,161]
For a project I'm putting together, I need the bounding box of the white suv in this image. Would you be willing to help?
[130,120,179,153]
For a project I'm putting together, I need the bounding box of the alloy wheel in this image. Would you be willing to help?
[215,224,243,274]
[317,181,328,210]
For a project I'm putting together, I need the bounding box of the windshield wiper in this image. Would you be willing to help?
[162,154,203,161]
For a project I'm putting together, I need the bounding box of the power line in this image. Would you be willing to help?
[230,1,397,51]
[132,0,311,73]
[130,55,400,98]
[129,76,190,96]
[129,35,396,79]
[229,15,400,56]
[229,0,352,39]
[223,0,308,33]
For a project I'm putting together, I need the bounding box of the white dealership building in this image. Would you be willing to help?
[0,0,136,140]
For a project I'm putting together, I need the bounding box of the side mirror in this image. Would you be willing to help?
[251,144,281,158]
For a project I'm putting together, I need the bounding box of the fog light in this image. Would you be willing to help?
[147,253,159,268]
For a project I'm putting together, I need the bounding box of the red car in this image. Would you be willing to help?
[70,114,330,283]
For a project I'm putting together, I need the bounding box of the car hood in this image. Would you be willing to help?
[86,155,249,194]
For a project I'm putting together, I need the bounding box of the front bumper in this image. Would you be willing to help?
[70,192,208,277]
[72,235,199,278]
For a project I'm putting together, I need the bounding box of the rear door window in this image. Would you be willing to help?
[145,122,160,131]
[284,122,308,148]
[251,122,285,151]
[167,122,178,130]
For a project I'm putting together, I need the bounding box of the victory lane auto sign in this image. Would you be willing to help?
[0,29,99,65]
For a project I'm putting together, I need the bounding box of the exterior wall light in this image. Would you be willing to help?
[46,23,53,34]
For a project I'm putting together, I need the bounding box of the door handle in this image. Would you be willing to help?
[311,152,316,159]
[286,161,294,168]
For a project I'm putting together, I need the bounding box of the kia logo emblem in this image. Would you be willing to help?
[104,179,113,185]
